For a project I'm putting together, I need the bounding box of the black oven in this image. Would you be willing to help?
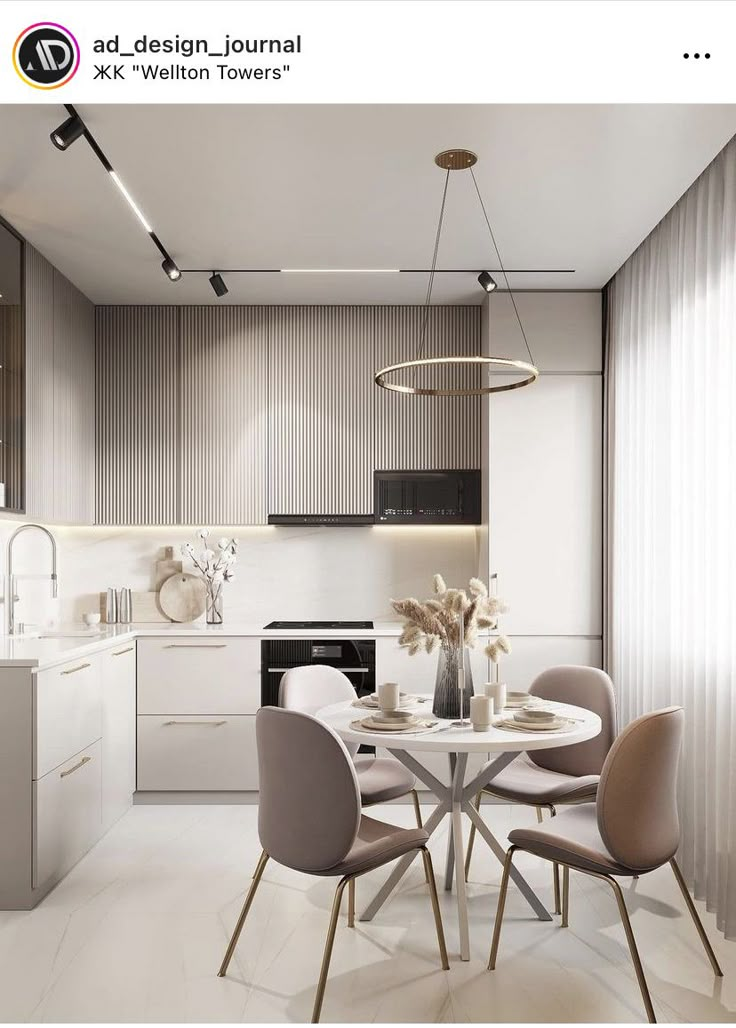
[260,638,376,707]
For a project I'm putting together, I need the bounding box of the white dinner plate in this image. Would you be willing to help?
[349,718,441,736]
[495,716,575,733]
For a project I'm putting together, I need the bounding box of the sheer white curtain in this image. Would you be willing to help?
[605,134,736,938]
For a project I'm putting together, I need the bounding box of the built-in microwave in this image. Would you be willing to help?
[374,470,481,525]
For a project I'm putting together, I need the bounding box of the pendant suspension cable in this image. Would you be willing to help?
[416,167,451,364]
[469,166,536,368]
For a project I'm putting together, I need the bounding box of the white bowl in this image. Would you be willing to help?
[514,707,556,723]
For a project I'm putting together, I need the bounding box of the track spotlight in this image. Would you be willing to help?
[50,113,85,151]
[161,257,181,282]
[209,272,228,298]
[477,271,497,292]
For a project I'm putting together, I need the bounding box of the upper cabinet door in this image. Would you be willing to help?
[373,306,481,472]
[96,307,179,525]
[179,307,268,525]
[25,246,94,524]
[268,307,376,516]
[53,271,95,524]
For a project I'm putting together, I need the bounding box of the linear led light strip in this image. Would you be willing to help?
[50,104,181,281]
[49,106,575,295]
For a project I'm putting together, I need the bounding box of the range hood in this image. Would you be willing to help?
[267,514,374,526]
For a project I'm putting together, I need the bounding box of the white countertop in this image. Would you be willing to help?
[0,621,406,670]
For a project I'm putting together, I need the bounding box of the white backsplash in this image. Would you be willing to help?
[0,519,481,631]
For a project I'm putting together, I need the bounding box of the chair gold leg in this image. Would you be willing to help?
[347,877,355,928]
[608,875,656,1023]
[218,850,269,977]
[669,858,723,977]
[312,877,350,1023]
[549,805,561,915]
[536,805,544,823]
[411,788,424,829]
[411,790,430,883]
[464,791,482,881]
[553,863,561,916]
[561,866,570,927]
[420,847,450,970]
[488,845,516,970]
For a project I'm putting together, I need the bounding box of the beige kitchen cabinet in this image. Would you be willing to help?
[136,715,258,791]
[101,643,137,832]
[33,740,102,889]
[137,637,260,715]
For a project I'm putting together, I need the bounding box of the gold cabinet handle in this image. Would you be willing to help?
[162,720,228,727]
[164,644,228,649]
[112,647,134,656]
[61,662,91,675]
[60,755,92,778]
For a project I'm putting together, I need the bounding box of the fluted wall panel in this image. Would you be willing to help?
[53,271,95,523]
[269,307,377,515]
[24,246,54,519]
[179,307,268,524]
[96,307,179,524]
[373,306,481,470]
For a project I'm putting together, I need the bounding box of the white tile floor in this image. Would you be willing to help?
[0,801,733,1023]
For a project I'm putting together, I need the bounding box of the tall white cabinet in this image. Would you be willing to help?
[485,292,603,683]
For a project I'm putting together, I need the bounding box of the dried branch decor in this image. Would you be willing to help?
[391,574,511,662]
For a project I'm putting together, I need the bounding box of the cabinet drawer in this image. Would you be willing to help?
[33,740,102,888]
[137,638,259,714]
[35,654,102,779]
[137,715,258,791]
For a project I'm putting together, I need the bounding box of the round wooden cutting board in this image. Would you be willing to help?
[158,573,207,622]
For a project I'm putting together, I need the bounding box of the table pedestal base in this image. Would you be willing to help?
[359,746,553,960]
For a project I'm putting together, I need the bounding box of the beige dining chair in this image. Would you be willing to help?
[280,665,424,822]
[488,706,723,1024]
[465,665,617,914]
[217,707,449,1023]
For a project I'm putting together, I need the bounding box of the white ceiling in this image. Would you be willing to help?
[0,103,734,305]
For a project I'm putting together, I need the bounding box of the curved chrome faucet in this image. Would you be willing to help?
[5,524,58,635]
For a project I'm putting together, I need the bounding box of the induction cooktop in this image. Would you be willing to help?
[264,620,374,630]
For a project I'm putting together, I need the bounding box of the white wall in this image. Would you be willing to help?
[483,291,603,688]
[0,519,481,630]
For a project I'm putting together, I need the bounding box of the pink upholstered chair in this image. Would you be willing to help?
[488,707,722,1023]
[465,665,617,914]
[217,707,448,1023]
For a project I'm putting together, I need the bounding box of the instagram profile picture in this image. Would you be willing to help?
[13,22,80,89]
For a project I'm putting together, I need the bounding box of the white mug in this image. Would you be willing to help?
[378,681,400,712]
[470,694,493,731]
[484,681,507,713]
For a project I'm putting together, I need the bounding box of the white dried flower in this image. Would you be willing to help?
[425,634,439,654]
[433,573,447,595]
[469,577,488,597]
[497,635,511,655]
[202,548,215,561]
[198,528,210,540]
[218,537,230,550]
[485,642,500,662]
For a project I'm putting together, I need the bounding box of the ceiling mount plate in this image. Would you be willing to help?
[434,149,478,171]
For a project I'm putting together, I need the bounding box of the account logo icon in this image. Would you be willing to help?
[13,22,80,89]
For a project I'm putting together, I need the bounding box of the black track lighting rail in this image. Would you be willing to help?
[56,104,180,278]
[51,106,575,298]
[177,267,575,274]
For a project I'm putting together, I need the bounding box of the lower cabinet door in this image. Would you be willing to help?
[33,739,102,889]
[137,715,258,791]
[102,644,137,832]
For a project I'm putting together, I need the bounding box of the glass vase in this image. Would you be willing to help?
[205,580,224,625]
[433,645,474,720]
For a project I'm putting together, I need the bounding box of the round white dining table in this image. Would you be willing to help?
[316,695,601,961]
